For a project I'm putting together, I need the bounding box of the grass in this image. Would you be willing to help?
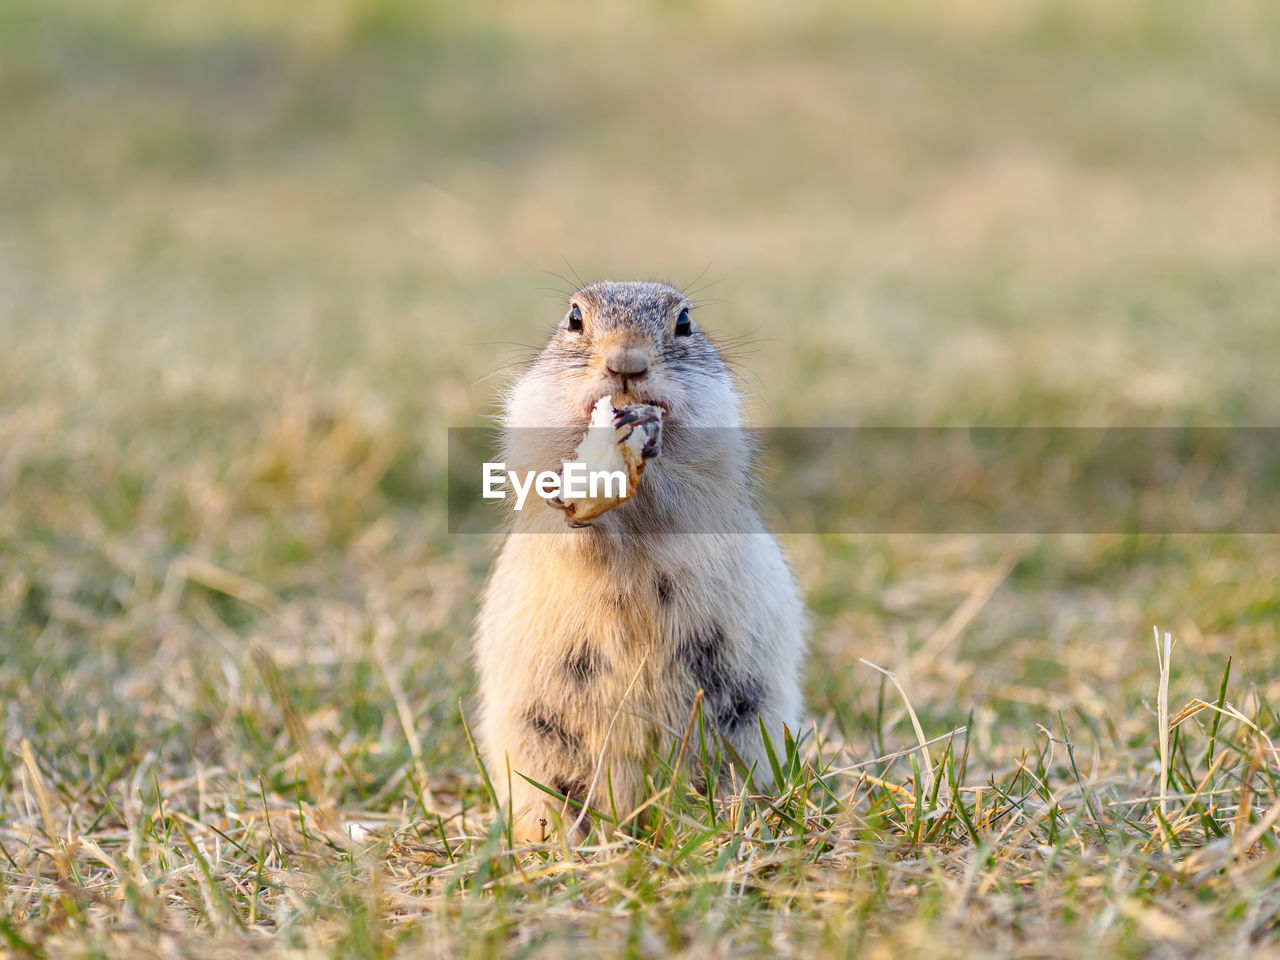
[2,0,1279,956]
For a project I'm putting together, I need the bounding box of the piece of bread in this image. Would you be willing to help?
[557,395,662,521]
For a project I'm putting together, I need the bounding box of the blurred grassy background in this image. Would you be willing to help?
[2,0,1280,955]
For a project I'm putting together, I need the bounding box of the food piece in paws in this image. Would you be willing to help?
[555,395,663,522]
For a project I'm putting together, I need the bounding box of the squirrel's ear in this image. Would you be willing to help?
[568,304,584,332]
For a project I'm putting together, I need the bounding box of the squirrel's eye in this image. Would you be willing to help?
[674,308,693,337]
[567,304,583,332]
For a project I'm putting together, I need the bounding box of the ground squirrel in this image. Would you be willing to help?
[473,280,807,841]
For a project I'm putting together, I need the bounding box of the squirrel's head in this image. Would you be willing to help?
[506,281,741,430]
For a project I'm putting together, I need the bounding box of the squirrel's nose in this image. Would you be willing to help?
[605,346,650,379]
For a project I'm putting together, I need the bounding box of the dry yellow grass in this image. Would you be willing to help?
[2,1,1279,956]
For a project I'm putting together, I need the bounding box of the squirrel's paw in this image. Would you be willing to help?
[544,485,595,527]
[613,404,663,460]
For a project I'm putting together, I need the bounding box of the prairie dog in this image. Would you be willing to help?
[473,280,807,841]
